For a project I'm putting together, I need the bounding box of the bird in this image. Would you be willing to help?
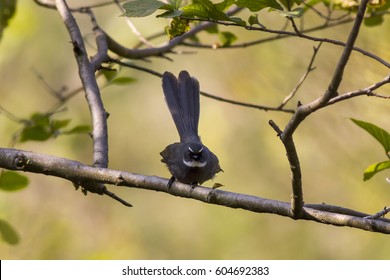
[160,70,222,186]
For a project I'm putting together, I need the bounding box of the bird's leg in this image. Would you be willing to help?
[167,176,176,189]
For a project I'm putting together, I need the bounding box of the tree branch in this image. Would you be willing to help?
[1,147,390,234]
[55,0,109,168]
[268,0,370,219]
[103,6,242,59]
[281,0,370,139]
[326,74,390,106]
[184,14,389,69]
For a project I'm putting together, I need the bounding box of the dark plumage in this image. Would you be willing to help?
[160,71,222,185]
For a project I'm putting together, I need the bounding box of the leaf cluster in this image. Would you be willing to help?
[122,0,390,39]
[122,0,305,38]
[19,112,90,142]
[0,111,91,245]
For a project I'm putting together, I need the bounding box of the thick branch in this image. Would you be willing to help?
[1,148,390,234]
[270,0,370,220]
[55,0,108,168]
[322,0,369,100]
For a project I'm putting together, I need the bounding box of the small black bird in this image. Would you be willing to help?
[160,71,222,185]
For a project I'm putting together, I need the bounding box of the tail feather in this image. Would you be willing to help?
[162,71,200,143]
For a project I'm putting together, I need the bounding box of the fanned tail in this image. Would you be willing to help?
[162,71,200,143]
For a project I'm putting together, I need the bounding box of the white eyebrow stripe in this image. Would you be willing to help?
[189,146,203,153]
[183,159,206,167]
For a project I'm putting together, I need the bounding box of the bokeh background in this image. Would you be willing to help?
[0,0,390,259]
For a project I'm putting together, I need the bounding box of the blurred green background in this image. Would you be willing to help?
[1,0,390,259]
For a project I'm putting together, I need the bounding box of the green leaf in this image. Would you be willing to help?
[0,219,20,245]
[19,113,78,141]
[276,7,304,18]
[215,0,236,11]
[194,0,215,10]
[228,16,247,26]
[20,113,52,142]
[20,125,52,142]
[182,3,210,18]
[63,125,91,135]
[101,68,118,82]
[351,119,390,154]
[363,160,390,181]
[165,17,190,39]
[182,1,232,21]
[248,14,266,28]
[30,112,50,126]
[52,119,71,130]
[0,0,17,41]
[248,14,259,25]
[0,171,29,191]
[167,0,183,9]
[236,0,283,12]
[219,31,237,46]
[122,0,167,17]
[364,15,384,27]
[157,9,183,18]
[109,77,137,85]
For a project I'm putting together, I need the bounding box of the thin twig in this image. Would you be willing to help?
[183,16,389,69]
[326,74,390,106]
[32,68,67,101]
[111,58,295,113]
[283,0,370,138]
[0,106,24,123]
[278,42,322,109]
[364,206,390,219]
[34,0,123,11]
[114,0,154,47]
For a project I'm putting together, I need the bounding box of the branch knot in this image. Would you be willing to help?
[13,153,28,170]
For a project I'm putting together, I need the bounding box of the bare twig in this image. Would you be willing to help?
[0,106,24,123]
[283,0,370,137]
[200,91,295,113]
[288,17,301,34]
[183,16,389,69]
[111,58,295,113]
[278,42,322,109]
[34,0,121,11]
[32,68,67,101]
[301,0,352,22]
[326,74,390,106]
[364,206,390,220]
